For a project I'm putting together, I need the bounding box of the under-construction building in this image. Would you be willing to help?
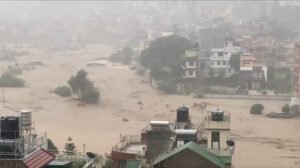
[0,109,54,168]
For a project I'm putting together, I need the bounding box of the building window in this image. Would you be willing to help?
[223,61,226,65]
[188,70,194,76]
[188,61,195,67]
[217,61,221,65]
[218,52,224,56]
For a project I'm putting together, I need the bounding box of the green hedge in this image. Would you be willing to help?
[250,104,264,114]
[54,86,72,97]
[0,73,25,87]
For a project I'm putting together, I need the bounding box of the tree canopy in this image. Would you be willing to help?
[140,35,191,80]
[109,46,134,65]
[68,70,100,104]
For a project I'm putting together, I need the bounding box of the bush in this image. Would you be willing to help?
[103,159,113,168]
[250,104,264,114]
[54,86,72,97]
[0,73,25,87]
[72,160,85,168]
[4,67,22,76]
[81,86,100,104]
[282,104,290,113]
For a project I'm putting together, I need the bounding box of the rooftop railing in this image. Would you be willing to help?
[112,135,142,154]
[0,131,47,159]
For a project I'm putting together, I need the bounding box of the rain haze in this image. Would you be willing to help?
[0,1,299,168]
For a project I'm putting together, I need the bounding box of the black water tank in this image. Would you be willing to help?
[1,116,20,139]
[211,111,224,121]
[177,107,189,122]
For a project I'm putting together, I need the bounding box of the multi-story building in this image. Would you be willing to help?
[290,43,300,115]
[294,43,300,97]
[208,48,232,77]
[206,39,241,78]
[239,64,267,91]
[181,48,199,79]
[240,53,256,68]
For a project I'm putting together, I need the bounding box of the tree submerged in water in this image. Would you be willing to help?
[68,70,100,104]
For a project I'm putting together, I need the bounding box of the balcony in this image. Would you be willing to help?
[181,61,197,69]
[182,70,196,79]
[210,64,231,69]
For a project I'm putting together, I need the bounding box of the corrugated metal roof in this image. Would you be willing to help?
[23,148,55,168]
[153,141,230,168]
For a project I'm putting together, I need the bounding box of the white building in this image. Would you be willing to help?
[206,39,241,78]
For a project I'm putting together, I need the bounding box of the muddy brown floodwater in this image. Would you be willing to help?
[1,44,300,168]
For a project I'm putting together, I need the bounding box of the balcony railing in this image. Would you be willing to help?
[0,131,47,159]
[112,135,142,154]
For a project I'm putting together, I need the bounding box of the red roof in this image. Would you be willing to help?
[23,148,55,168]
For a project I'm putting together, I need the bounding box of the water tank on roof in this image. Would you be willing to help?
[211,109,224,121]
[20,109,32,127]
[1,116,20,139]
[176,106,189,122]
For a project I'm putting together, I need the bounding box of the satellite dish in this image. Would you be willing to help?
[86,152,96,159]
[226,140,235,147]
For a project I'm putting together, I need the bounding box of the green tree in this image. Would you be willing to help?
[81,85,100,104]
[64,137,76,155]
[68,70,100,104]
[121,47,133,64]
[109,47,133,65]
[140,35,191,80]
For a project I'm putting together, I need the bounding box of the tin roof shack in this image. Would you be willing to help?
[110,135,145,168]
